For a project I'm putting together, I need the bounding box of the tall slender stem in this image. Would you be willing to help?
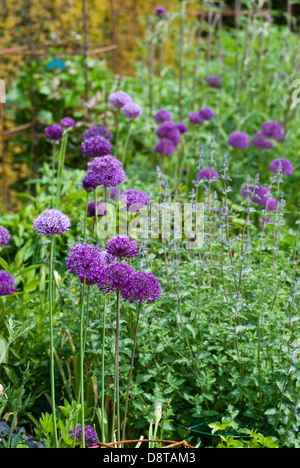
[49,236,58,448]
[122,120,132,167]
[101,295,108,442]
[112,291,121,443]
[122,301,142,441]
[79,277,86,448]
[55,132,68,209]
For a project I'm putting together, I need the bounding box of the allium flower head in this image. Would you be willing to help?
[205,75,221,88]
[265,196,277,212]
[108,90,132,108]
[83,126,113,141]
[241,183,270,206]
[45,123,63,141]
[0,270,16,296]
[153,109,172,123]
[86,201,106,218]
[82,176,97,192]
[228,131,249,149]
[156,122,180,145]
[0,226,10,247]
[155,6,166,17]
[122,271,161,303]
[85,156,125,188]
[199,107,214,121]
[262,121,284,141]
[121,102,142,120]
[33,209,71,237]
[269,158,293,176]
[69,425,98,448]
[66,242,105,285]
[98,262,134,293]
[197,166,219,181]
[188,112,203,125]
[105,235,139,259]
[251,132,274,149]
[175,122,188,134]
[60,117,75,129]
[121,189,149,212]
[81,136,112,158]
[154,139,175,156]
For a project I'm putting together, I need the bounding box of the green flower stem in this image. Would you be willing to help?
[112,291,121,444]
[122,301,142,442]
[79,277,87,448]
[49,236,58,448]
[121,120,132,167]
[93,189,98,241]
[55,132,68,209]
[51,143,57,209]
[115,108,121,159]
[83,191,89,242]
[101,294,109,443]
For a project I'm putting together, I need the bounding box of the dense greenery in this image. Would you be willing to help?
[1,4,300,448]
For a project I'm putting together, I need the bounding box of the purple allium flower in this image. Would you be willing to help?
[205,75,221,88]
[121,189,149,213]
[81,136,112,158]
[197,166,219,181]
[82,176,97,192]
[106,235,139,259]
[265,196,277,212]
[199,107,214,121]
[86,201,106,218]
[108,90,132,108]
[122,271,161,303]
[121,102,142,120]
[69,425,98,448]
[241,183,270,206]
[269,158,293,176]
[156,122,180,145]
[175,122,188,134]
[44,123,63,141]
[65,242,105,285]
[153,109,172,123]
[110,186,119,201]
[0,270,16,296]
[188,112,203,126]
[98,262,134,293]
[155,6,166,17]
[251,132,274,149]
[82,126,113,141]
[154,139,175,156]
[85,156,125,188]
[183,167,188,174]
[261,121,284,141]
[60,117,75,129]
[33,209,71,237]
[0,226,10,247]
[228,131,249,149]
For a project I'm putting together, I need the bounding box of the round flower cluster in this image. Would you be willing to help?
[0,226,10,247]
[69,425,98,448]
[45,123,63,141]
[154,121,182,157]
[60,117,75,129]
[251,120,284,150]
[199,107,214,121]
[121,103,142,121]
[105,235,139,259]
[83,156,125,189]
[0,270,16,296]
[241,183,276,209]
[98,262,134,293]
[269,158,293,176]
[228,131,249,149]
[121,271,161,304]
[155,6,166,17]
[153,109,172,123]
[86,201,106,218]
[65,242,105,285]
[175,122,188,134]
[188,112,203,126]
[108,90,132,108]
[197,166,219,181]
[121,189,149,212]
[153,139,175,156]
[205,75,221,88]
[81,136,112,158]
[33,209,71,237]
[82,126,113,141]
